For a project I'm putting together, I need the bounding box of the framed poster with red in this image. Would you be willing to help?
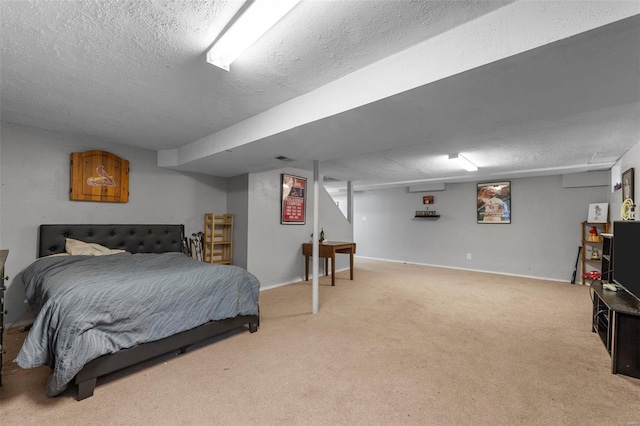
[281,173,306,224]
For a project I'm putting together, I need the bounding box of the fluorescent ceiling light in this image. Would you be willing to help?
[449,153,478,172]
[206,0,301,71]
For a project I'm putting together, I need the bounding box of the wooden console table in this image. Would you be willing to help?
[301,242,356,286]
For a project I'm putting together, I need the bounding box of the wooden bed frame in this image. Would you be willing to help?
[38,224,259,400]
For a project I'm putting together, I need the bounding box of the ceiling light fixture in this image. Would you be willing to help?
[206,0,301,71]
[449,153,478,172]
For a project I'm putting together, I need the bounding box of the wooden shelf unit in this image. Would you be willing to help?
[204,214,233,265]
[581,221,610,285]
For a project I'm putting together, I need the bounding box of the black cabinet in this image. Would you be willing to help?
[601,234,613,283]
[591,281,640,379]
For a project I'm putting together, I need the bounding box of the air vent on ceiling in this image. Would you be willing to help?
[589,151,620,164]
[275,155,294,162]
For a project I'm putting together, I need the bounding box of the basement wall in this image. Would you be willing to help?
[227,174,249,270]
[246,167,353,289]
[0,122,228,325]
[334,174,608,282]
[608,140,640,222]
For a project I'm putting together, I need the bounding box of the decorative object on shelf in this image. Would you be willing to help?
[415,208,439,218]
[477,181,511,223]
[621,198,636,221]
[587,226,601,242]
[622,167,634,203]
[587,203,608,223]
[591,248,600,260]
[584,270,601,280]
[70,150,129,202]
[422,195,434,204]
[281,174,306,225]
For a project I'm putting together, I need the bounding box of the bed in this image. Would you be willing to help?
[16,224,260,400]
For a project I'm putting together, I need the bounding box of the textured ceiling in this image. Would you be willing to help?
[1,1,639,191]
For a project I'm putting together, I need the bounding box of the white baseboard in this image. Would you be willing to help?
[260,256,568,291]
[260,267,351,291]
[354,255,569,283]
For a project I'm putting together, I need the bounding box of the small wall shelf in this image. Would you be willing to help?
[414,215,440,219]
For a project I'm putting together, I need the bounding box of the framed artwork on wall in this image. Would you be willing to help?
[70,150,129,203]
[622,167,634,202]
[587,203,608,223]
[477,181,511,224]
[281,173,307,225]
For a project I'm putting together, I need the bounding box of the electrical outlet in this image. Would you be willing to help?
[466,253,472,260]
[362,216,367,221]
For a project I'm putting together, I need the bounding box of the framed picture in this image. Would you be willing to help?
[477,181,511,224]
[423,195,435,204]
[69,150,129,203]
[587,203,608,223]
[622,167,634,202]
[281,174,307,224]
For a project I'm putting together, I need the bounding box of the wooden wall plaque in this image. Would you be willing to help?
[70,150,129,202]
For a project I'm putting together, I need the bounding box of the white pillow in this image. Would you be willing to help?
[65,238,126,256]
[45,252,70,257]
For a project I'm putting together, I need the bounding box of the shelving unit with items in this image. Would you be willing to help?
[203,213,233,265]
[581,221,610,285]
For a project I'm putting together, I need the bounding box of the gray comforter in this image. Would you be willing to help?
[16,252,260,397]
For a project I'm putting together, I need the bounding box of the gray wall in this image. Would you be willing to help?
[0,123,228,325]
[349,175,608,281]
[227,174,249,269]
[4,120,633,324]
[246,167,353,289]
[609,140,640,222]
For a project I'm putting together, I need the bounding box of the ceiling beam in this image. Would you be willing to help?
[159,1,639,172]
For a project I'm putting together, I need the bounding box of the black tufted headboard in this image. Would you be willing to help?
[38,224,185,258]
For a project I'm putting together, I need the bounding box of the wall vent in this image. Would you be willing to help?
[589,151,620,164]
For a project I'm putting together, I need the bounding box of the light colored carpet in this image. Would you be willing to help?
[1,258,639,425]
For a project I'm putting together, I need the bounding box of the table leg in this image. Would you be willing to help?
[305,255,309,281]
[331,253,336,286]
[324,258,328,276]
[349,248,354,280]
